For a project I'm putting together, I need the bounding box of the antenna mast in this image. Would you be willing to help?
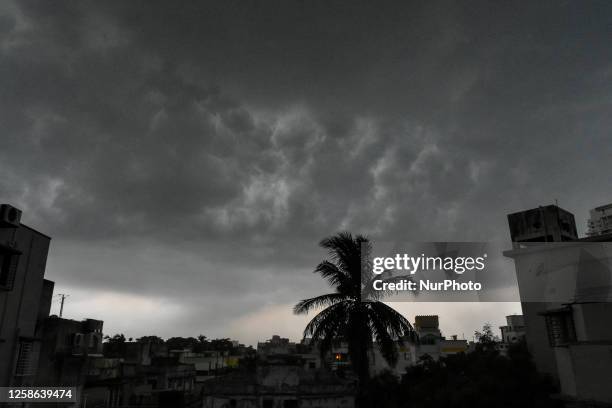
[56,294,69,317]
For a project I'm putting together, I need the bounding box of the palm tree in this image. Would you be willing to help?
[294,232,414,390]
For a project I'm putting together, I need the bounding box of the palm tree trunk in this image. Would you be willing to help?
[355,344,370,408]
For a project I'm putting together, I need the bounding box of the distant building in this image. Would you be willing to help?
[376,315,467,375]
[97,340,198,407]
[329,315,468,377]
[36,317,104,386]
[104,339,168,365]
[586,203,612,236]
[414,315,441,344]
[496,315,526,357]
[258,336,322,372]
[257,335,297,356]
[499,315,526,344]
[505,204,612,404]
[49,338,199,407]
[202,363,355,408]
[174,350,232,382]
[0,204,54,387]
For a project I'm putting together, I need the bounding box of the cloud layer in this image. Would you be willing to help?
[1,0,611,344]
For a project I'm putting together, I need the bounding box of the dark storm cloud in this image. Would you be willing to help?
[1,0,611,339]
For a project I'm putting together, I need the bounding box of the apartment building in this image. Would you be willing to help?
[0,204,54,387]
[505,204,612,404]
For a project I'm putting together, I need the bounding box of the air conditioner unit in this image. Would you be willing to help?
[0,205,22,228]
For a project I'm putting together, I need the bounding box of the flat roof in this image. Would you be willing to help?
[504,234,612,257]
[593,203,612,211]
[507,204,575,217]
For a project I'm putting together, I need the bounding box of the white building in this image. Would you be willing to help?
[499,314,526,344]
[175,350,233,382]
[586,203,612,236]
[257,335,297,356]
[496,315,526,357]
[505,205,612,404]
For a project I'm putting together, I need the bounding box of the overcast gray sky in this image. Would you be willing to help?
[1,0,611,345]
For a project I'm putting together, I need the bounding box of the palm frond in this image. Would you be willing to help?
[303,301,348,338]
[319,232,362,279]
[367,305,400,366]
[367,301,414,340]
[293,292,348,315]
[314,261,351,291]
[318,232,370,298]
[303,301,350,356]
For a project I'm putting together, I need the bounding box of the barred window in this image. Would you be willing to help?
[545,310,576,347]
[15,341,37,376]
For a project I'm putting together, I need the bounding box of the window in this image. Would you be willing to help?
[15,341,37,376]
[545,310,576,346]
[90,334,100,349]
[0,250,19,291]
[420,335,437,345]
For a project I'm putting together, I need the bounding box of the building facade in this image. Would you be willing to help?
[202,363,355,408]
[499,314,526,344]
[505,204,612,404]
[0,204,54,387]
[586,203,612,237]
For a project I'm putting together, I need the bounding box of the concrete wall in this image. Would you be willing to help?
[506,240,612,403]
[572,303,612,342]
[556,344,612,403]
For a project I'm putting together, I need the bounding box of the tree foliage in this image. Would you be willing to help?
[104,333,126,344]
[136,335,165,344]
[363,339,561,408]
